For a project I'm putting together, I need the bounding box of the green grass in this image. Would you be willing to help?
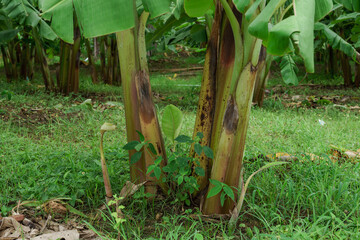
[1,66,360,239]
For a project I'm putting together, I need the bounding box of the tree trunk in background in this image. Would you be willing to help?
[85,38,98,84]
[58,14,81,94]
[100,37,107,82]
[94,38,98,59]
[355,62,360,88]
[20,33,30,80]
[58,41,71,93]
[111,38,121,85]
[33,27,55,91]
[27,45,35,80]
[1,46,12,81]
[340,52,353,87]
[97,35,121,85]
[328,46,336,76]
[8,41,18,80]
[252,50,271,107]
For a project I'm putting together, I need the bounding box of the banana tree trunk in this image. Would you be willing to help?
[105,37,113,85]
[341,52,353,87]
[100,37,107,83]
[355,62,360,88]
[58,40,71,93]
[69,19,81,93]
[85,38,98,84]
[191,3,221,194]
[58,14,81,94]
[191,0,264,214]
[20,32,30,80]
[116,9,167,194]
[8,41,18,80]
[252,52,272,107]
[27,44,35,80]
[33,27,55,91]
[1,46,12,81]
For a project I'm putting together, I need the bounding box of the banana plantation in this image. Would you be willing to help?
[1,0,360,239]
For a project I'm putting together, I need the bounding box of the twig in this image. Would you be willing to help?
[40,214,52,234]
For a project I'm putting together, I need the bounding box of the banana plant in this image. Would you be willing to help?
[37,0,335,215]
[185,0,333,214]
[315,2,360,87]
[0,7,18,81]
[1,0,57,89]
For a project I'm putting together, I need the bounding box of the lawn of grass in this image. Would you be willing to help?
[1,65,360,239]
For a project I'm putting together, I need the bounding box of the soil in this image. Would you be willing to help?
[0,103,83,127]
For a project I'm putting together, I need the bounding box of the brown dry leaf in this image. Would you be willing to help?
[298,153,324,162]
[266,153,296,161]
[79,229,97,239]
[119,181,147,203]
[9,215,24,223]
[344,151,360,159]
[31,230,79,240]
[43,201,67,217]
[330,149,342,159]
[0,217,29,239]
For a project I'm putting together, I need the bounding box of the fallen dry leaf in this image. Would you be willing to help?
[266,152,297,161]
[9,215,24,223]
[43,201,67,216]
[119,181,147,203]
[31,230,79,240]
[344,151,360,159]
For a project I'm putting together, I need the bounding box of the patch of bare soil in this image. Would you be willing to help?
[0,103,82,127]
[265,84,360,110]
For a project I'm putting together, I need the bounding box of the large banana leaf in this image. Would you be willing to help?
[266,16,297,56]
[248,0,287,41]
[233,0,251,13]
[184,0,214,17]
[315,22,359,61]
[295,0,315,73]
[1,0,57,40]
[335,0,360,12]
[39,0,73,43]
[143,0,171,18]
[0,29,19,44]
[315,0,333,22]
[146,14,193,48]
[280,55,298,85]
[39,0,170,43]
[249,0,332,73]
[332,12,360,24]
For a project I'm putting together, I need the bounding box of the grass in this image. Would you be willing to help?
[1,65,360,239]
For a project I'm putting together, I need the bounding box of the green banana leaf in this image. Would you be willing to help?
[0,29,19,44]
[280,55,299,85]
[233,0,251,13]
[266,16,298,56]
[248,0,287,41]
[315,22,359,61]
[335,0,360,12]
[295,0,315,73]
[146,14,193,48]
[143,0,171,18]
[249,0,332,73]
[1,0,57,40]
[39,0,171,43]
[184,0,214,17]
